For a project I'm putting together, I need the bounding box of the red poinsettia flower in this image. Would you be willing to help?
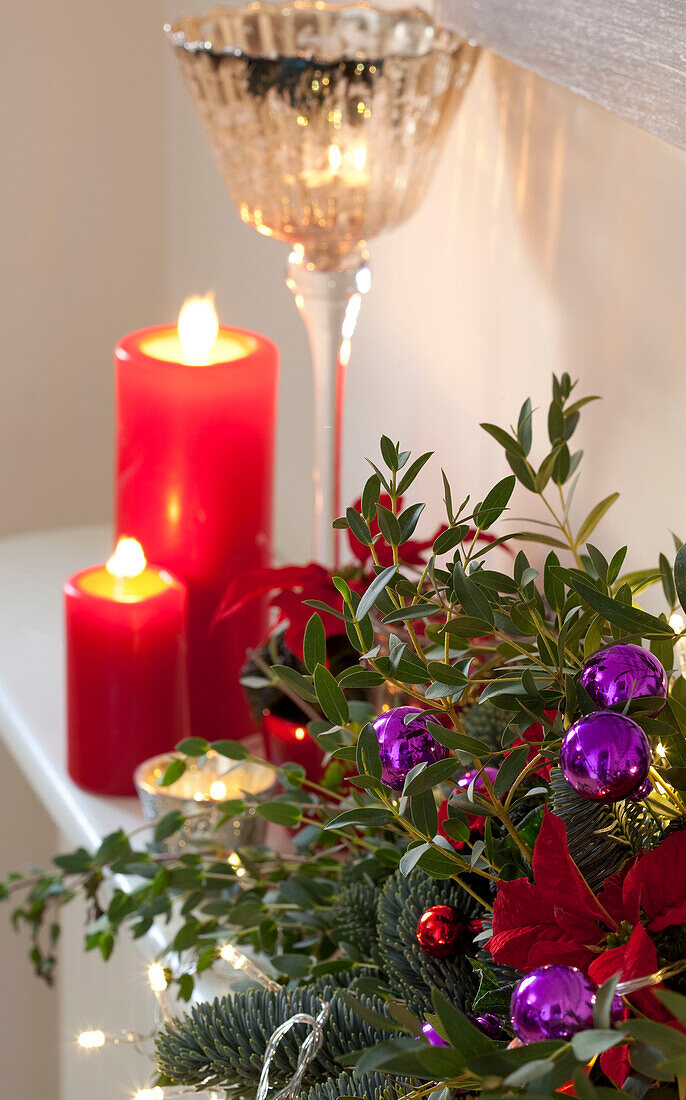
[214,563,360,656]
[588,924,676,1086]
[488,810,618,971]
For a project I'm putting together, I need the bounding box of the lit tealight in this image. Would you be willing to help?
[148,962,167,993]
[210,780,227,800]
[78,1029,106,1049]
[106,537,146,579]
[177,294,219,364]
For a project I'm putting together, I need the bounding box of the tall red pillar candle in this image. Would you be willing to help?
[65,538,189,795]
[115,298,279,743]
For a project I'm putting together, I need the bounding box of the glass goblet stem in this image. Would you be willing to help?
[286,247,371,568]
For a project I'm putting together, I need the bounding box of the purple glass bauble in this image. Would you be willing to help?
[627,777,653,802]
[560,711,651,802]
[580,644,668,714]
[475,1013,504,1039]
[455,766,499,795]
[372,706,450,791]
[510,965,596,1043]
[422,1022,449,1047]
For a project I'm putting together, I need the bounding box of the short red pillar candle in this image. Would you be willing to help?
[65,538,190,795]
[114,298,279,742]
[263,711,324,779]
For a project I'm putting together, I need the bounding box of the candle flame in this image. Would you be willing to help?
[177,294,219,364]
[210,780,227,800]
[106,537,146,579]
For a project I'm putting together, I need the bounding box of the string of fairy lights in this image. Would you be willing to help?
[76,934,280,1099]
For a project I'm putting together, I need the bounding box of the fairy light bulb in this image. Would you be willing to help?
[106,537,146,579]
[134,1088,164,1100]
[294,726,306,741]
[177,294,219,364]
[148,962,167,993]
[328,143,342,170]
[78,1029,106,1049]
[210,780,227,800]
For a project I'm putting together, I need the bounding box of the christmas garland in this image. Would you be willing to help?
[5,373,686,1100]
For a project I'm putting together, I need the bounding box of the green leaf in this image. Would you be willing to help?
[356,722,382,780]
[211,739,250,760]
[660,553,677,608]
[403,757,458,796]
[380,435,399,470]
[474,476,516,529]
[493,746,531,799]
[176,737,210,757]
[566,574,673,636]
[256,802,302,827]
[357,565,398,621]
[377,505,401,546]
[571,1030,623,1060]
[507,450,537,491]
[346,507,372,546]
[325,807,395,829]
[273,953,313,978]
[518,398,533,455]
[452,563,494,624]
[303,613,327,675]
[397,451,433,495]
[158,758,186,787]
[153,811,185,844]
[361,475,381,520]
[433,525,469,555]
[655,989,686,1028]
[575,493,620,545]
[398,502,426,544]
[480,422,524,456]
[431,990,495,1057]
[313,664,349,726]
[399,842,431,875]
[675,544,686,615]
[272,664,319,704]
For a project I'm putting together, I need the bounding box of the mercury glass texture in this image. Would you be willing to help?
[167,4,479,564]
[167,3,480,268]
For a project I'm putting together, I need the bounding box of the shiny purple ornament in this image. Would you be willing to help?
[373,706,450,791]
[560,710,651,802]
[475,1013,504,1039]
[422,1022,448,1047]
[455,766,499,795]
[580,644,668,714]
[510,965,595,1043]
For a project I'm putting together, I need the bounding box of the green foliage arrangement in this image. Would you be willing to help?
[5,374,686,1100]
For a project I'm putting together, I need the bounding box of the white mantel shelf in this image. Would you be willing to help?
[0,525,144,850]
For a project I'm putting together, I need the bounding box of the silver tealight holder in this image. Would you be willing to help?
[134,750,277,851]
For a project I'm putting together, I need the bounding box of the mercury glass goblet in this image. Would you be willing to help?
[166,2,480,564]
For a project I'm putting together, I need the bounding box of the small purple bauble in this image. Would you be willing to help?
[455,766,499,795]
[422,1022,448,1047]
[373,706,450,791]
[510,965,595,1043]
[580,644,668,714]
[560,711,651,802]
[475,1013,504,1039]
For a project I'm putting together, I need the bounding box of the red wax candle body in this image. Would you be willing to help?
[263,711,324,779]
[115,325,279,742]
[65,560,189,795]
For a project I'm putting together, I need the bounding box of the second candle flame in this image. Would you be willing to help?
[178,294,219,364]
[106,537,146,579]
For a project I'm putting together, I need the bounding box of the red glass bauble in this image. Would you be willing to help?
[415,905,472,958]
